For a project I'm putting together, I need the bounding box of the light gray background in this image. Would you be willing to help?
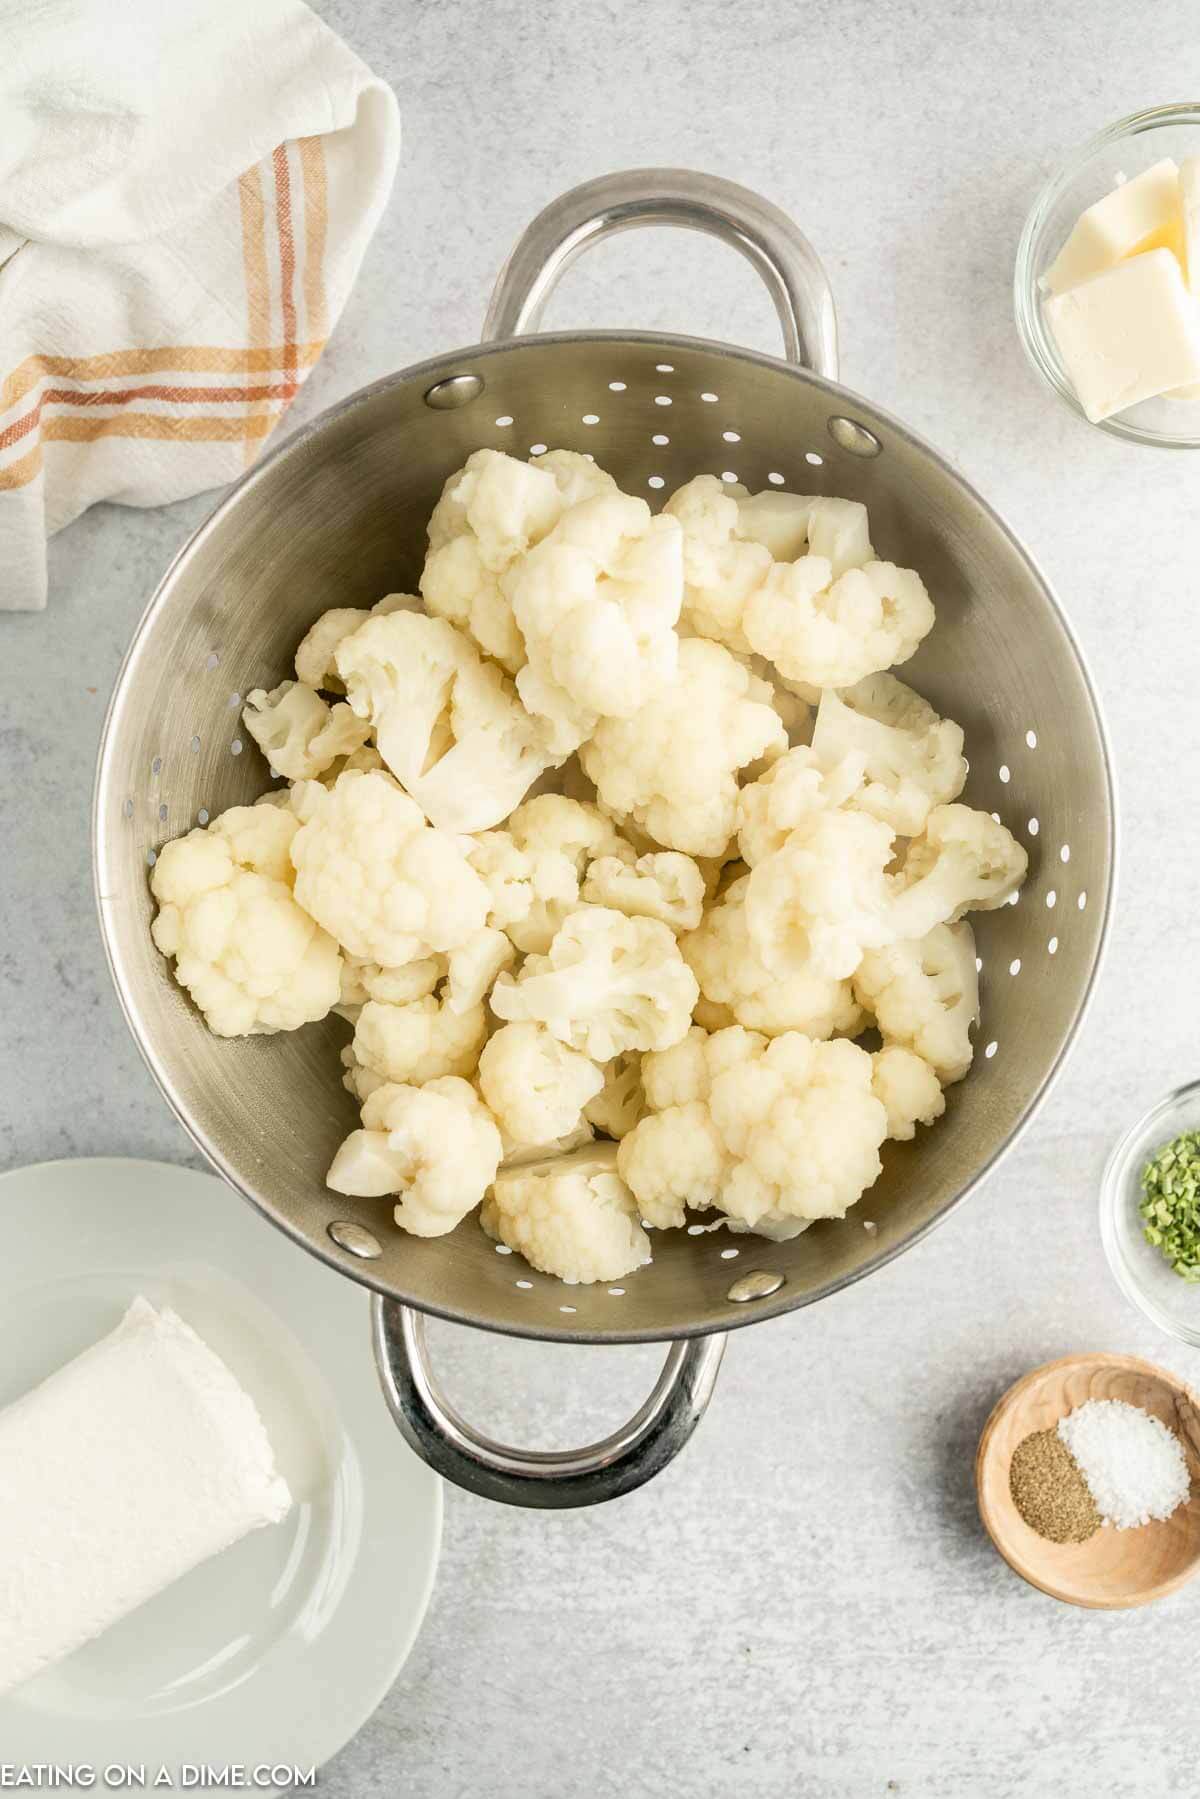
[5,1,1200,1793]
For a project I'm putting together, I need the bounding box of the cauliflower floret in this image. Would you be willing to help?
[736,491,873,577]
[617,1101,729,1229]
[622,1029,887,1234]
[744,557,935,689]
[664,474,772,655]
[482,1143,651,1284]
[736,744,867,867]
[327,1076,501,1237]
[293,593,420,691]
[532,448,619,508]
[744,808,897,979]
[497,1121,596,1170]
[427,447,563,567]
[290,769,489,966]
[888,803,1029,940]
[581,850,705,932]
[811,674,967,836]
[471,796,629,954]
[340,1043,387,1105]
[872,1045,947,1140]
[583,1051,646,1139]
[242,680,372,782]
[477,1020,605,1155]
[334,611,551,832]
[150,804,340,1037]
[339,953,443,1012]
[352,995,487,1085]
[682,874,863,1040]
[853,921,980,1085]
[581,638,786,857]
[491,907,698,1061]
[445,927,515,1015]
[505,491,683,750]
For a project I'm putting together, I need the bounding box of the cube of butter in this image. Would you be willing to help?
[1045,248,1200,422]
[1046,159,1182,294]
[1167,157,1200,399]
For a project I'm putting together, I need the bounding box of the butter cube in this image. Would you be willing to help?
[1045,248,1200,422]
[1046,159,1182,294]
[1181,155,1200,286]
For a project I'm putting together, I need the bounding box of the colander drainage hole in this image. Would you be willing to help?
[767,471,785,484]
[652,433,669,446]
[230,738,243,756]
[1048,937,1059,955]
[1078,891,1087,910]
[1046,890,1056,907]
[805,451,824,466]
[205,652,220,671]
[581,413,599,425]
[1026,729,1038,748]
[648,476,665,490]
[151,756,162,776]
[700,391,718,403]
[655,363,674,373]
[198,808,210,825]
[608,381,626,392]
[1009,958,1021,976]
[722,430,740,443]
[559,1305,577,1314]
[721,470,739,484]
[122,799,133,819]
[998,764,1010,783]
[1060,844,1071,863]
[495,414,513,426]
[190,735,201,754]
[720,1247,739,1260]
[1027,817,1039,836]
[654,395,672,407]
[985,1041,998,1059]
[158,804,168,823]
[975,956,983,972]
[146,849,157,867]
[607,1287,625,1296]
[228,691,241,709]
[515,1279,532,1290]
[529,442,547,455]
[494,1243,512,1255]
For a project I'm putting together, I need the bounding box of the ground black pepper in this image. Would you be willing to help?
[1009,1427,1101,1543]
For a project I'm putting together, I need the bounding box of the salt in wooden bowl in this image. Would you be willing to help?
[976,1353,1200,1609]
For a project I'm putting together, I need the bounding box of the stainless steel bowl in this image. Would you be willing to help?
[95,170,1116,1507]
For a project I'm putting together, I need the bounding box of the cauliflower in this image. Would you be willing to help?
[811,674,967,835]
[581,850,705,932]
[427,447,563,568]
[584,1052,646,1139]
[470,796,629,954]
[581,637,786,857]
[533,448,619,508]
[445,927,515,1014]
[872,1045,947,1140]
[853,921,980,1084]
[737,491,873,577]
[682,873,863,1039]
[490,907,698,1061]
[334,610,551,832]
[352,995,487,1085]
[736,744,867,867]
[477,1020,604,1146]
[482,1142,651,1284]
[744,558,935,689]
[888,803,1028,941]
[744,808,897,978]
[150,803,340,1037]
[290,769,489,965]
[327,1076,501,1237]
[338,953,443,1012]
[619,1031,887,1234]
[664,474,772,655]
[498,1120,596,1170]
[294,593,422,691]
[505,491,683,750]
[242,680,372,781]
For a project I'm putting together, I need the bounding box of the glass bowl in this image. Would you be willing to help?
[1015,104,1200,447]
[1100,1079,1200,1345]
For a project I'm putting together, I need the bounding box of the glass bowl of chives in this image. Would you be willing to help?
[1101,1080,1200,1346]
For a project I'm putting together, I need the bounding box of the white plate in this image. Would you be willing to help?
[0,1157,441,1783]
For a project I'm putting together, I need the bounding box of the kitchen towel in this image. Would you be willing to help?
[0,0,400,611]
[0,1296,292,1694]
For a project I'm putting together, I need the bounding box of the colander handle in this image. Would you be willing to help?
[482,167,839,377]
[372,1297,727,1509]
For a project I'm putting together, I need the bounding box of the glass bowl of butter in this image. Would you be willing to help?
[1016,105,1200,446]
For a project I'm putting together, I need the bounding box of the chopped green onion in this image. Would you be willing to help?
[1140,1130,1200,1280]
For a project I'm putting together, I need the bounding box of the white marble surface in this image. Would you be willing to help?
[6,1,1200,1792]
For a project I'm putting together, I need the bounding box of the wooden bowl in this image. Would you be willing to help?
[976,1353,1200,1609]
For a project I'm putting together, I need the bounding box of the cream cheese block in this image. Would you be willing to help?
[0,1296,292,1694]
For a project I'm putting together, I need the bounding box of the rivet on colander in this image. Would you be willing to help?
[727,1269,785,1303]
[327,1220,382,1260]
[424,373,484,410]
[827,416,882,458]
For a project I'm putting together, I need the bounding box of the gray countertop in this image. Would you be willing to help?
[6,1,1200,1792]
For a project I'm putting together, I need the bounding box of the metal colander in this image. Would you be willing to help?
[95,171,1114,1508]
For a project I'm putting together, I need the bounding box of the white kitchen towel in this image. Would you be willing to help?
[0,0,400,611]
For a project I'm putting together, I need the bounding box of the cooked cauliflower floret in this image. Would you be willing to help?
[617,1101,730,1230]
[327,1076,501,1237]
[744,557,935,690]
[682,873,863,1039]
[290,769,489,966]
[490,906,698,1061]
[854,921,980,1085]
[583,1052,646,1139]
[445,927,515,1014]
[150,804,340,1037]
[334,610,552,832]
[532,448,620,508]
[337,952,444,1022]
[737,491,874,577]
[352,994,487,1086]
[888,803,1028,940]
[744,808,897,979]
[505,491,683,751]
[294,607,371,691]
[428,447,563,568]
[497,1121,596,1169]
[482,1142,651,1284]
[872,1045,947,1140]
[581,850,705,932]
[664,474,772,655]
[477,1021,605,1154]
[242,680,372,781]
[581,637,786,857]
[736,744,867,868]
[811,674,967,836]
[471,795,629,954]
